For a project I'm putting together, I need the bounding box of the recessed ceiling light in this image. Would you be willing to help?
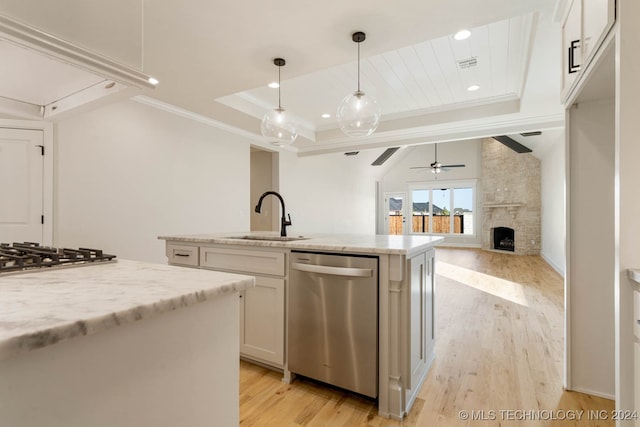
[268,82,279,89]
[148,77,159,85]
[454,30,471,41]
[467,84,480,91]
[321,113,331,118]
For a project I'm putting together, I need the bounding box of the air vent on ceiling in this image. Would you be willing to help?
[456,57,478,69]
[344,151,360,156]
[520,131,542,137]
[371,147,400,166]
[492,135,532,153]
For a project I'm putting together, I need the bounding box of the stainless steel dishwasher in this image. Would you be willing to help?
[288,251,378,398]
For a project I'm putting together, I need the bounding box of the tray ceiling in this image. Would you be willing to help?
[217,14,535,136]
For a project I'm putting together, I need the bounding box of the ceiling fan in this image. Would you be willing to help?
[410,143,466,174]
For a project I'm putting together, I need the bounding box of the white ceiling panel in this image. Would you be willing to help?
[216,13,537,135]
[396,46,440,107]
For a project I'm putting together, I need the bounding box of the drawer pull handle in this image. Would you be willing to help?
[175,253,191,257]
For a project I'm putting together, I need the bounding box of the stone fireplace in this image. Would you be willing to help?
[481,138,541,255]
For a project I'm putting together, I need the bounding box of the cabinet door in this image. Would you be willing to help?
[561,0,582,95]
[425,250,435,356]
[582,0,615,62]
[239,276,285,366]
[408,252,427,389]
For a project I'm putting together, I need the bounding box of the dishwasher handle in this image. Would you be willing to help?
[291,262,373,278]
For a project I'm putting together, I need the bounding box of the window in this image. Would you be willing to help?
[409,181,475,236]
[411,190,429,233]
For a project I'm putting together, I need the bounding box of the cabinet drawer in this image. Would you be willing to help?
[166,244,199,267]
[200,247,285,276]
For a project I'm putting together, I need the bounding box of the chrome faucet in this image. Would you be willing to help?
[255,191,292,237]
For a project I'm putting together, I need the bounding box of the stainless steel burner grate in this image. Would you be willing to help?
[0,242,116,272]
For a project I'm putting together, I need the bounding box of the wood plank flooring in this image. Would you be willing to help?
[239,248,614,426]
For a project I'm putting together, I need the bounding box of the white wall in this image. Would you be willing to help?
[55,99,251,263]
[567,98,615,398]
[539,134,565,275]
[250,148,276,231]
[279,149,382,235]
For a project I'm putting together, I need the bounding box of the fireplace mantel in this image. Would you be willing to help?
[483,202,524,219]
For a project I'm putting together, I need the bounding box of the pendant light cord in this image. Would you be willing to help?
[357,41,361,93]
[278,65,282,109]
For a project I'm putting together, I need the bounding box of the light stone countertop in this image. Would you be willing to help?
[0,259,254,362]
[158,232,444,257]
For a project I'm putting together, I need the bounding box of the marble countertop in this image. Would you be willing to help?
[0,259,254,362]
[158,232,444,256]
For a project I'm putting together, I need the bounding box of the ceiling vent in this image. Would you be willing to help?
[492,136,532,153]
[520,131,542,137]
[344,151,360,156]
[456,57,478,69]
[371,147,400,166]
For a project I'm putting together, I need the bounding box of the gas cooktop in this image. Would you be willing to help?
[0,242,116,273]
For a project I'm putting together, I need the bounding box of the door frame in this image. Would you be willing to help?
[383,192,408,235]
[0,119,53,245]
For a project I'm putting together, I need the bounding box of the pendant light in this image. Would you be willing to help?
[261,58,298,146]
[337,31,381,137]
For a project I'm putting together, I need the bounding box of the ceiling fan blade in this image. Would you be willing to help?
[441,164,465,168]
[410,166,430,169]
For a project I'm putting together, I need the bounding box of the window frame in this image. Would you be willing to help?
[408,179,477,237]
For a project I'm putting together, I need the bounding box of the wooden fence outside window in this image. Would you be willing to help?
[388,214,463,235]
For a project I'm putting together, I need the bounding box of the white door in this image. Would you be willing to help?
[384,192,407,235]
[0,128,44,243]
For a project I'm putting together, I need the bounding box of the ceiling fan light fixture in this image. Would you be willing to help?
[337,31,381,137]
[261,58,297,146]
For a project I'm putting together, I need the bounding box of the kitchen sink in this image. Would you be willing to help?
[228,235,310,242]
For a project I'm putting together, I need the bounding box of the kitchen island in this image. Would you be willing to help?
[0,259,254,427]
[159,232,443,420]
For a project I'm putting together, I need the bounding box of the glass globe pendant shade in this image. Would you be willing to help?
[261,57,297,146]
[261,107,298,146]
[337,90,381,137]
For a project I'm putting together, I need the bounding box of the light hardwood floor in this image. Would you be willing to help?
[239,248,614,426]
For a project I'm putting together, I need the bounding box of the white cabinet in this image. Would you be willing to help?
[239,276,285,366]
[166,244,287,369]
[561,0,615,99]
[165,243,199,267]
[406,248,435,391]
[561,0,582,95]
[200,246,285,276]
[582,0,615,61]
[199,246,286,368]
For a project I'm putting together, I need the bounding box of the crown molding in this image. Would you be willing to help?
[131,95,298,153]
[0,13,157,89]
[297,113,565,156]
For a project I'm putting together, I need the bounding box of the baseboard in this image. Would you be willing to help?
[566,386,615,401]
[435,243,482,249]
[540,252,565,277]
